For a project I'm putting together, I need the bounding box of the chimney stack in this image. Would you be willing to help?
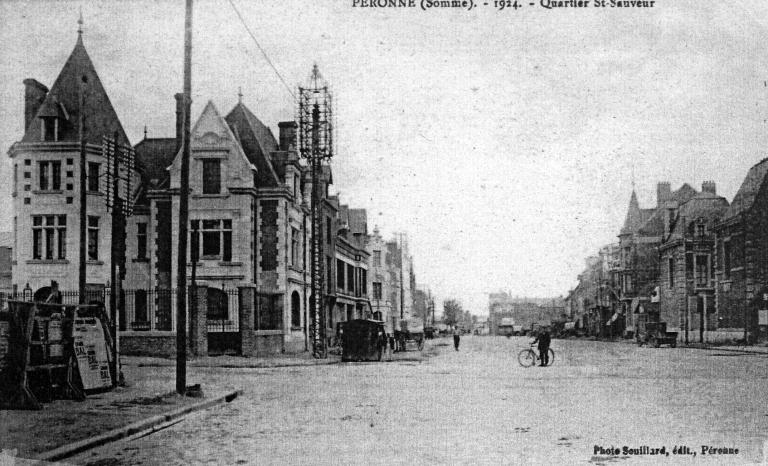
[702,181,716,195]
[175,93,184,151]
[23,79,49,131]
[657,182,672,208]
[278,121,297,151]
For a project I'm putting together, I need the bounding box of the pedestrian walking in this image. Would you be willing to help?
[453,325,461,351]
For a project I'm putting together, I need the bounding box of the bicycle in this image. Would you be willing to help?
[518,344,555,367]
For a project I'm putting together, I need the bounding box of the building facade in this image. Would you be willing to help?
[10,29,139,300]
[714,159,768,343]
[658,182,728,342]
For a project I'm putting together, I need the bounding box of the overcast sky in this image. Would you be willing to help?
[2,0,768,316]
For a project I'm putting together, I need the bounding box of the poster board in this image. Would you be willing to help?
[759,310,768,326]
[73,317,112,390]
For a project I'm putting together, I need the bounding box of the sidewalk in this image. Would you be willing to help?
[0,361,242,462]
[681,342,768,355]
[128,351,342,369]
[0,349,421,463]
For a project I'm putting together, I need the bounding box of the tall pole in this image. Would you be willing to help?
[310,104,326,359]
[176,0,192,395]
[109,130,120,386]
[399,237,404,320]
[78,74,87,302]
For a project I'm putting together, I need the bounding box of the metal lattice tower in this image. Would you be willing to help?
[298,64,334,359]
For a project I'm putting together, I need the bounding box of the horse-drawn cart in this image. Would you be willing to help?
[636,320,678,348]
[394,319,424,352]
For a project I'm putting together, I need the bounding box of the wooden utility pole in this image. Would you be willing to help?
[109,130,120,386]
[176,0,193,395]
[78,73,87,302]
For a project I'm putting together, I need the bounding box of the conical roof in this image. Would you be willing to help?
[22,34,129,146]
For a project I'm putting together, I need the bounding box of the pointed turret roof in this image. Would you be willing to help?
[225,102,279,186]
[22,32,129,146]
[620,191,643,234]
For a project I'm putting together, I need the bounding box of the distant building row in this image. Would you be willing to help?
[566,164,768,343]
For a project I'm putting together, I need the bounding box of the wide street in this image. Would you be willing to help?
[71,336,768,465]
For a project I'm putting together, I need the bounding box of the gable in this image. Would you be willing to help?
[22,36,129,146]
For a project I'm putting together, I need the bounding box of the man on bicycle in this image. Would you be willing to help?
[531,327,551,367]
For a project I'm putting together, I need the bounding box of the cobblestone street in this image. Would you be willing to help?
[70,336,768,465]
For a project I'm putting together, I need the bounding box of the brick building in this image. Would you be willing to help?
[366,226,393,328]
[658,182,728,342]
[617,182,697,335]
[714,159,768,343]
[330,205,370,329]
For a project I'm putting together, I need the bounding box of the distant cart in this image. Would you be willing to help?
[395,319,424,352]
[636,319,677,348]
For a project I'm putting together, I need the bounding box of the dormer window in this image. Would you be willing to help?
[202,159,221,194]
[41,117,58,141]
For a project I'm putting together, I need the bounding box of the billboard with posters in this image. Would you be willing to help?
[73,317,112,390]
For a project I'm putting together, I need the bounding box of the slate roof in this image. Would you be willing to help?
[134,137,177,189]
[668,192,729,239]
[22,34,129,146]
[225,103,279,187]
[722,158,768,221]
[622,184,699,236]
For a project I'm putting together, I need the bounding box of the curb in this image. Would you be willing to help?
[681,345,768,355]
[133,359,341,370]
[35,389,242,462]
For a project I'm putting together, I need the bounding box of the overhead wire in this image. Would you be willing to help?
[226,0,297,102]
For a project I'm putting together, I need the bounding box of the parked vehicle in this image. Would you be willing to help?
[394,319,424,351]
[340,319,386,362]
[636,317,678,348]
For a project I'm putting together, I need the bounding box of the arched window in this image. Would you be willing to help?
[291,291,301,328]
[207,288,228,321]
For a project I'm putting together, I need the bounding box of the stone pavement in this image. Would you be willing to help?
[0,348,394,464]
[0,356,249,462]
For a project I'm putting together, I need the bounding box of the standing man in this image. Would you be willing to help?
[532,327,551,367]
[453,325,461,351]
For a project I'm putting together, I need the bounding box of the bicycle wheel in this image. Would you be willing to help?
[518,349,536,367]
[547,348,555,366]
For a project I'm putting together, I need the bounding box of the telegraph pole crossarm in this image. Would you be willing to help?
[298,65,334,359]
